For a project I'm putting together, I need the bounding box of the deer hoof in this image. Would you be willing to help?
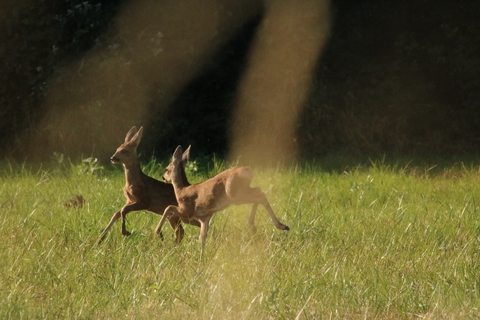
[284,225,290,231]
[158,232,165,241]
[122,231,132,236]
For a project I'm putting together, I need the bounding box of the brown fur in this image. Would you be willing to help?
[158,145,289,248]
[97,127,199,244]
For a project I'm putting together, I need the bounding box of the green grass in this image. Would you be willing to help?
[1,157,480,319]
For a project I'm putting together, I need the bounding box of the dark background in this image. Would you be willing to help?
[1,0,479,161]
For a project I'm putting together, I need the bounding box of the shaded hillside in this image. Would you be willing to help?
[1,0,479,160]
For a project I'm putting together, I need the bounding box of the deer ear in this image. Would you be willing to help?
[131,126,143,146]
[173,145,183,160]
[182,145,191,165]
[125,126,137,143]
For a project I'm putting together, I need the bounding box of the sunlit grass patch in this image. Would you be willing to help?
[1,157,480,319]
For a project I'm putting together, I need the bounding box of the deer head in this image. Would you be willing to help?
[110,126,143,166]
[163,145,191,183]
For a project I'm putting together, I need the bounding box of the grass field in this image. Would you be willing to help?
[1,156,480,319]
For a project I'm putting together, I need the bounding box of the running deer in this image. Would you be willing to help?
[97,127,199,244]
[156,145,289,247]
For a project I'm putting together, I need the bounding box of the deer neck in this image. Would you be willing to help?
[180,163,191,187]
[123,161,145,186]
[172,162,190,190]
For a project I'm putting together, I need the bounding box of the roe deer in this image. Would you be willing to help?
[156,145,289,248]
[97,126,200,244]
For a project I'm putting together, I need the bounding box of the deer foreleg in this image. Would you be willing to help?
[198,215,212,249]
[185,219,201,228]
[156,205,178,238]
[97,210,121,244]
[120,202,147,236]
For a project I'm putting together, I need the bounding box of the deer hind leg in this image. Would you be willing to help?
[250,189,290,231]
[262,199,289,231]
[231,187,289,232]
[166,215,185,243]
[248,203,259,233]
[120,209,132,236]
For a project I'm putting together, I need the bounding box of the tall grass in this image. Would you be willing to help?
[1,157,480,319]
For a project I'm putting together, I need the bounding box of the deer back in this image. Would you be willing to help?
[178,166,254,214]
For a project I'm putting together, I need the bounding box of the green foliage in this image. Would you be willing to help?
[76,157,105,175]
[300,0,480,157]
[1,157,480,319]
[0,0,123,156]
